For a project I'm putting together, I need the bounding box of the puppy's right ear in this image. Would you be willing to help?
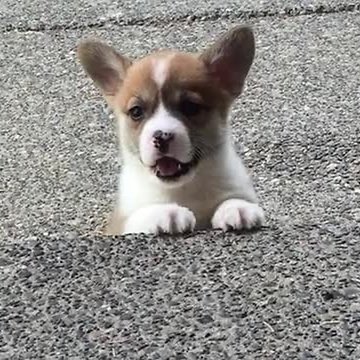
[77,40,131,100]
[200,26,255,98]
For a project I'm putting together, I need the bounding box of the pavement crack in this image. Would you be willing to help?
[1,3,360,33]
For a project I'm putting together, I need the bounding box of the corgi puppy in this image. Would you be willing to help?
[78,26,265,235]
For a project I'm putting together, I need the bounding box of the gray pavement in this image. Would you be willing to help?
[1,1,360,359]
[1,1,359,31]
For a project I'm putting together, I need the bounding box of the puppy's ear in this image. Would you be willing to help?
[200,26,255,97]
[77,40,131,99]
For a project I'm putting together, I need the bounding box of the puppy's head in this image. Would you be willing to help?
[78,26,255,186]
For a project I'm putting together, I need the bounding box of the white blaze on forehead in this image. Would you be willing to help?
[152,56,172,88]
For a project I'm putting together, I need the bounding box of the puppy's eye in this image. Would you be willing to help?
[128,105,144,121]
[179,99,203,117]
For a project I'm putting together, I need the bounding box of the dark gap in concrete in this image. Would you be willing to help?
[1,3,360,34]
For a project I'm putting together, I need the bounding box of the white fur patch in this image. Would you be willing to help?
[152,57,170,88]
[118,138,260,228]
[211,199,264,231]
[123,203,196,234]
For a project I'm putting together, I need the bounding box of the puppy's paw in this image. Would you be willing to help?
[123,204,196,235]
[211,199,264,231]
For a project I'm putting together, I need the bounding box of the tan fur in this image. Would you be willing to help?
[163,53,232,123]
[104,208,125,235]
[112,52,232,128]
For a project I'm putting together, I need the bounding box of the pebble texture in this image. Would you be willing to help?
[1,3,360,359]
[1,226,360,359]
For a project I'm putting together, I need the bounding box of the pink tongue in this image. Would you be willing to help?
[156,157,180,176]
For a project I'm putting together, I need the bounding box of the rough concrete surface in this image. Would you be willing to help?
[1,1,360,359]
[1,0,360,31]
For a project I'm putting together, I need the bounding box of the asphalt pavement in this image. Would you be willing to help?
[1,1,360,359]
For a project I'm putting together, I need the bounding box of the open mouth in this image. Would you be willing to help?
[152,157,197,181]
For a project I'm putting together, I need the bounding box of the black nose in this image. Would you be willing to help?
[153,130,174,153]
[153,130,174,142]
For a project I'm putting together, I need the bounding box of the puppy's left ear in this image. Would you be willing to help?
[200,26,255,98]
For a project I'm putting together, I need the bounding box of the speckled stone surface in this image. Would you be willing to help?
[1,1,360,32]
[1,3,360,359]
[1,227,360,359]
